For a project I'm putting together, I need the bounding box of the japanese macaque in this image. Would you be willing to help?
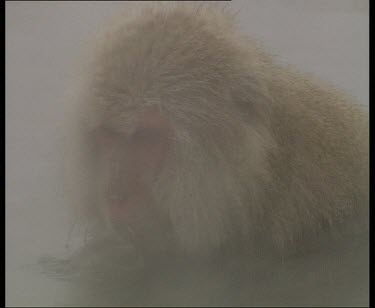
[61,2,368,305]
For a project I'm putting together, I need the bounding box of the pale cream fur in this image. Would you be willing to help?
[67,2,368,256]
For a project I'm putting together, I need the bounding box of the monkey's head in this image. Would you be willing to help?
[70,4,274,258]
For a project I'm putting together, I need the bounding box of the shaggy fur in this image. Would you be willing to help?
[67,3,368,258]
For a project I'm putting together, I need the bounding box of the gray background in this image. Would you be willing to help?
[6,1,369,306]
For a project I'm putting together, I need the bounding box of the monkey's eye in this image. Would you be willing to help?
[91,127,127,156]
[130,127,163,144]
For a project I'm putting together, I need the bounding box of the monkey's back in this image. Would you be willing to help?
[263,65,369,252]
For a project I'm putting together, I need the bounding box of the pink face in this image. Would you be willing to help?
[92,108,174,251]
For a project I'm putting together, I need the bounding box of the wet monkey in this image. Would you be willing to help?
[61,3,368,306]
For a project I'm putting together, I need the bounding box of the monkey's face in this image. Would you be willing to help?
[84,100,268,257]
[90,108,176,255]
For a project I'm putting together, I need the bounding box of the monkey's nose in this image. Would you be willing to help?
[107,194,126,205]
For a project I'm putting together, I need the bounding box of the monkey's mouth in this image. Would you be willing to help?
[106,198,147,249]
[106,190,153,223]
[105,194,172,255]
[107,198,135,222]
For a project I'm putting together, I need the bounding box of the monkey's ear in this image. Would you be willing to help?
[127,108,173,183]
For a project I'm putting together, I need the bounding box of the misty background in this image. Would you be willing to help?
[6,1,369,306]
